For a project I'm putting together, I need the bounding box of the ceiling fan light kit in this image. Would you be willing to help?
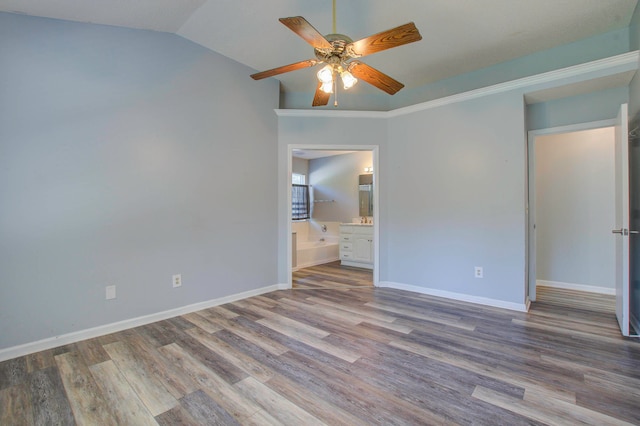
[250,1,422,107]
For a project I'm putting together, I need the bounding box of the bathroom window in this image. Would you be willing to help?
[292,173,306,185]
[292,173,310,220]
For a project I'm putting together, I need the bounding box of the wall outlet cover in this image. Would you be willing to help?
[474,267,483,278]
[172,274,182,288]
[106,285,116,300]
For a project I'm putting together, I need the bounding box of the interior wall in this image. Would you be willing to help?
[391,28,630,110]
[527,87,629,131]
[535,128,616,290]
[309,151,373,223]
[277,116,387,284]
[0,13,280,350]
[385,91,527,305]
[292,157,309,176]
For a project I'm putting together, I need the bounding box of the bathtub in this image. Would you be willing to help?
[293,236,339,271]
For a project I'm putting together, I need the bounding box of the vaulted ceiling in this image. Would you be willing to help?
[1,0,637,99]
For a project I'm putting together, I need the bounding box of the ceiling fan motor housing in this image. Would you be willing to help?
[314,34,355,64]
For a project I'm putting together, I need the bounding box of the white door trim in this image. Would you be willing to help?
[287,145,380,288]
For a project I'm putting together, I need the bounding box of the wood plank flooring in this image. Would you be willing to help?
[1,282,639,425]
[293,261,373,289]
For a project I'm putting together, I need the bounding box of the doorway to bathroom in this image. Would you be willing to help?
[288,145,378,289]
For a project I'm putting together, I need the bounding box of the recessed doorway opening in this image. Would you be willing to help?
[288,145,379,290]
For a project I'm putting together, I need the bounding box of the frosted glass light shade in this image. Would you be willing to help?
[317,64,334,84]
[340,70,357,90]
[320,81,333,93]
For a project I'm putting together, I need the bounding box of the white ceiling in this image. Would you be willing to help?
[1,0,637,97]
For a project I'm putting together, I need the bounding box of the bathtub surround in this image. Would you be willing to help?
[295,238,340,271]
[292,221,340,271]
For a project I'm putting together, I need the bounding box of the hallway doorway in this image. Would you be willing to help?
[528,122,616,303]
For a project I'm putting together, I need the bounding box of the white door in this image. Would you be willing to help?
[614,104,630,336]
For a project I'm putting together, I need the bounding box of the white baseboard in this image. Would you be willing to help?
[0,283,289,362]
[378,281,529,312]
[536,280,615,295]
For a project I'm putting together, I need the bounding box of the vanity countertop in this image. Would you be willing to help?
[341,223,373,226]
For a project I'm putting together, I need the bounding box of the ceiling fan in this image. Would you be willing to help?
[250,1,422,107]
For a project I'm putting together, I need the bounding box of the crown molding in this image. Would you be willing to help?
[275,109,387,119]
[276,51,639,120]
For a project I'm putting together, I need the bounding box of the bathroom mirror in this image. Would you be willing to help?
[358,174,373,217]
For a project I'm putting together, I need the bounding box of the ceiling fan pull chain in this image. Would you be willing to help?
[334,76,338,107]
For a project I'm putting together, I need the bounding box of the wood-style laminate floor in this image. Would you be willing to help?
[293,261,373,289]
[1,282,639,425]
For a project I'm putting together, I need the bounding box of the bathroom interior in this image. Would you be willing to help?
[291,149,374,286]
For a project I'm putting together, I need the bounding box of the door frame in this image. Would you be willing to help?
[286,144,380,288]
[526,118,616,302]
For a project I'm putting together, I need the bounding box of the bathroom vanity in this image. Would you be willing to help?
[339,224,373,269]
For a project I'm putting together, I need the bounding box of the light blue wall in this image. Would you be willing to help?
[292,157,309,176]
[309,151,373,222]
[281,90,391,111]
[278,91,528,306]
[391,28,630,110]
[385,92,527,304]
[277,116,387,284]
[527,86,629,130]
[535,129,615,289]
[0,13,280,350]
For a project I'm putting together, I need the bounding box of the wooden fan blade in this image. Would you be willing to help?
[251,59,318,80]
[312,81,330,107]
[346,22,422,58]
[348,61,404,95]
[279,16,333,49]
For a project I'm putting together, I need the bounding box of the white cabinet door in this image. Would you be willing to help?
[353,236,372,263]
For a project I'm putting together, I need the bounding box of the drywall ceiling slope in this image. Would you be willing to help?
[1,0,637,97]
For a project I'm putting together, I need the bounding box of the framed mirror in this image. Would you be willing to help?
[359,174,373,217]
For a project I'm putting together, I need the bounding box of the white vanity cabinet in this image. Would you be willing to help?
[339,224,373,269]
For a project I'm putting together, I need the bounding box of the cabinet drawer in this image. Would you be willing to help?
[340,234,353,242]
[353,226,373,235]
[340,252,352,260]
[340,242,353,251]
[340,225,354,234]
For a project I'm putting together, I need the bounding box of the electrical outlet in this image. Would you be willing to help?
[106,285,116,300]
[172,274,182,288]
[474,267,483,278]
